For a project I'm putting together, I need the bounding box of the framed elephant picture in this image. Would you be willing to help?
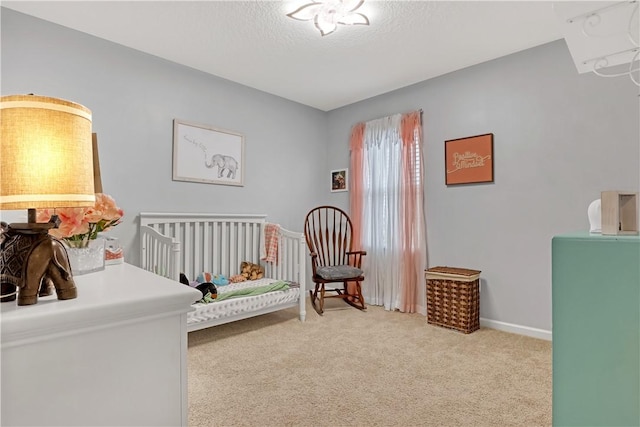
[172,119,245,186]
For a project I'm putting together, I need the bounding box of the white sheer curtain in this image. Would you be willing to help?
[362,115,402,309]
[352,112,426,313]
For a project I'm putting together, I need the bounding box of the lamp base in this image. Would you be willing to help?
[0,223,77,306]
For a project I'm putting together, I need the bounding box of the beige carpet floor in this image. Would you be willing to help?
[188,299,551,427]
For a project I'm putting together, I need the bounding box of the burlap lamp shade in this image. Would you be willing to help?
[0,94,95,210]
[0,94,95,306]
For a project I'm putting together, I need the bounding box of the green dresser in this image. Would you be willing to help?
[552,232,640,426]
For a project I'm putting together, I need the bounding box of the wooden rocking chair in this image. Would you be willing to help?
[303,206,366,315]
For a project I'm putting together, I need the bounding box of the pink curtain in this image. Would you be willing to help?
[399,111,425,313]
[347,123,365,298]
[349,122,365,251]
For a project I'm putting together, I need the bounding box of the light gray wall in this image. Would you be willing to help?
[1,8,327,268]
[326,40,640,331]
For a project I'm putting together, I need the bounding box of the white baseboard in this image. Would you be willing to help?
[480,318,552,341]
[377,303,552,341]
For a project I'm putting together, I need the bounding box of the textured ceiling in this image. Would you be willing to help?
[2,1,568,111]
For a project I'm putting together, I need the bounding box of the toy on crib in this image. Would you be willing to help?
[240,261,264,281]
[229,274,246,283]
[196,271,228,287]
[212,274,229,286]
[196,272,212,283]
[180,272,217,300]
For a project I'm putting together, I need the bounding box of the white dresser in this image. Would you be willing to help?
[1,263,200,427]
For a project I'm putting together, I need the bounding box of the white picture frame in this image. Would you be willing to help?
[172,119,244,186]
[330,169,348,193]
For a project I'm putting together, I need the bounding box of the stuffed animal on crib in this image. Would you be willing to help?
[240,261,264,281]
[180,272,217,300]
[229,274,246,283]
[197,272,229,287]
[213,275,229,286]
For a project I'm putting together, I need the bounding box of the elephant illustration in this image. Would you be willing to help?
[0,223,77,306]
[206,154,238,179]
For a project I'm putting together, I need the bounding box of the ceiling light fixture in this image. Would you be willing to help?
[563,0,639,87]
[287,0,370,36]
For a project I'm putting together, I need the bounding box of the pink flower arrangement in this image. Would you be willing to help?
[37,193,124,248]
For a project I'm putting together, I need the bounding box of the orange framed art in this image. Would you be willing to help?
[445,133,494,185]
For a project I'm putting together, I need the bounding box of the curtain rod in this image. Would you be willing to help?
[363,108,422,124]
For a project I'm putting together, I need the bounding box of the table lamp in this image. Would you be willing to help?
[0,94,95,305]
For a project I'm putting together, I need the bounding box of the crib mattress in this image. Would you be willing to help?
[187,277,300,326]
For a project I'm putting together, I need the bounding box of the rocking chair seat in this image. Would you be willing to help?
[316,265,363,281]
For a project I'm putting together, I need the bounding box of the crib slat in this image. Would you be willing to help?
[243,226,250,266]
[183,223,191,278]
[203,222,210,275]
[221,222,228,276]
[231,222,236,275]
[236,223,244,273]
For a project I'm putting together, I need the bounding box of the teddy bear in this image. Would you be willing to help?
[240,261,264,281]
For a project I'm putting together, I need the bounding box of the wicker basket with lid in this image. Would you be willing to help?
[425,266,481,334]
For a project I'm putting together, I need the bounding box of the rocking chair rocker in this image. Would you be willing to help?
[303,206,366,315]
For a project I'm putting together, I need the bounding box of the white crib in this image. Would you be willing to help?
[139,212,306,331]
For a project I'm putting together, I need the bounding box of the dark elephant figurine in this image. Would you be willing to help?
[0,222,77,306]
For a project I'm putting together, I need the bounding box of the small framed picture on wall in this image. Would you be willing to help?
[331,169,348,192]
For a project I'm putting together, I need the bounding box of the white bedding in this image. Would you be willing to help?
[187,278,300,327]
